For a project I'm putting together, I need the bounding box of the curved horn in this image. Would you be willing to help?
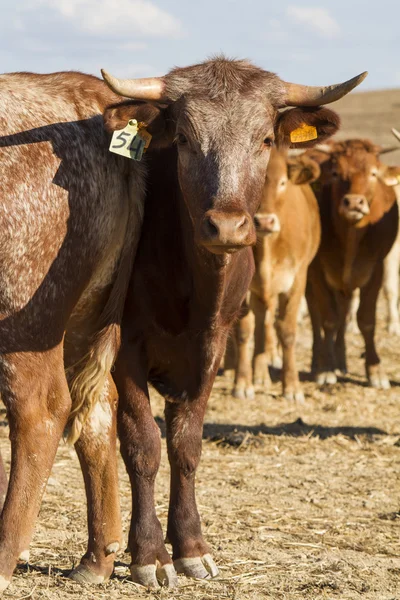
[392,128,400,143]
[101,69,166,101]
[281,71,368,107]
[379,145,400,155]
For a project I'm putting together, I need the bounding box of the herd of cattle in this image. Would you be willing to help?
[0,57,397,592]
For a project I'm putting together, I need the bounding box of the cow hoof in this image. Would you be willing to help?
[388,322,400,335]
[232,386,254,400]
[0,575,10,592]
[174,554,219,580]
[18,549,30,563]
[69,564,107,585]
[131,564,160,588]
[369,376,390,390]
[270,356,282,370]
[316,371,337,385]
[156,563,179,588]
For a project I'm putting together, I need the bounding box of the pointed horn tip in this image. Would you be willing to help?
[392,128,400,141]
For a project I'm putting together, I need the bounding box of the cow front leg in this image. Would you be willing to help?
[0,453,7,512]
[334,291,352,374]
[358,264,390,389]
[276,272,306,402]
[232,304,255,399]
[114,348,176,589]
[307,268,338,384]
[69,376,122,584]
[0,347,71,591]
[165,397,219,581]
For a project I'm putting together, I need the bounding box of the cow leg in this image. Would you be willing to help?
[252,294,280,390]
[358,264,390,389]
[276,273,305,402]
[0,347,71,590]
[346,288,360,334]
[0,452,7,513]
[165,396,219,581]
[307,272,338,385]
[232,307,255,399]
[383,242,400,335]
[114,348,176,589]
[306,281,323,374]
[69,376,121,584]
[334,291,352,374]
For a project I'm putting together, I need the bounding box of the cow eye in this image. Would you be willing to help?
[176,133,188,145]
[371,170,378,177]
[263,137,274,147]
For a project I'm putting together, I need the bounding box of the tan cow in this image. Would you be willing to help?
[233,149,321,401]
[307,139,399,388]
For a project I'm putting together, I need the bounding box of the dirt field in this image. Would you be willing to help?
[1,89,400,600]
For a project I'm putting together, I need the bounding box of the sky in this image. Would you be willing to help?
[0,0,399,91]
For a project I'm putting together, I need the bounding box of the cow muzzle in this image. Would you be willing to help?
[199,210,255,253]
[340,194,370,222]
[254,213,281,235]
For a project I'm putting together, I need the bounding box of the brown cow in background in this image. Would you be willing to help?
[307,139,399,388]
[233,149,321,401]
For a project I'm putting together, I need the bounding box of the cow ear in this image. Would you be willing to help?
[287,157,321,185]
[379,165,400,187]
[275,107,340,149]
[103,101,174,149]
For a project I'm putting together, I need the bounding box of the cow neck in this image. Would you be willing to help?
[331,201,368,293]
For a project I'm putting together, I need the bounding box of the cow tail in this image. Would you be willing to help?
[66,171,145,445]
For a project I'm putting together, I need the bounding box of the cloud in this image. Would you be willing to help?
[23,0,183,39]
[286,6,340,39]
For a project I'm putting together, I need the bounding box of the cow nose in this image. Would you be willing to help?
[200,210,254,251]
[254,212,281,234]
[342,194,369,213]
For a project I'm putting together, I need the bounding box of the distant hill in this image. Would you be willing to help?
[332,88,400,164]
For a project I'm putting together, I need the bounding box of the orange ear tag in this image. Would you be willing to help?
[290,123,318,143]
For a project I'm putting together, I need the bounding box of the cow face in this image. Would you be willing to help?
[254,149,320,236]
[102,58,366,254]
[319,140,399,225]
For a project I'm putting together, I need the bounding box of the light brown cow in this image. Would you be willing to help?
[232,149,321,401]
[306,139,399,388]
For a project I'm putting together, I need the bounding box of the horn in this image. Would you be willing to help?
[101,69,166,101]
[281,71,368,107]
[379,146,400,155]
[392,128,400,142]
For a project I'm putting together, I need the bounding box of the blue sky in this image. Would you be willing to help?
[0,0,399,90]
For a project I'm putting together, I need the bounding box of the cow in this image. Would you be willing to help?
[0,71,155,591]
[306,139,399,388]
[347,129,400,334]
[232,149,321,401]
[99,58,366,589]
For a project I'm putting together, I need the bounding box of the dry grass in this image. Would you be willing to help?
[1,295,400,600]
[1,90,400,599]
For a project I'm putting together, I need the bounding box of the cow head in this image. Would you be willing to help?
[254,148,320,236]
[102,58,366,254]
[315,140,400,225]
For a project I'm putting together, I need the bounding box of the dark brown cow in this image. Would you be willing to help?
[100,58,366,588]
[233,149,321,401]
[306,139,399,388]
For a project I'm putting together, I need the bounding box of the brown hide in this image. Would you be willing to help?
[109,58,350,586]
[233,149,320,400]
[307,139,398,388]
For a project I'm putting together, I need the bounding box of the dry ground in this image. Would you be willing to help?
[1,89,400,600]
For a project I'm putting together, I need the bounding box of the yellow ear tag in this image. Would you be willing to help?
[290,123,318,144]
[109,119,152,161]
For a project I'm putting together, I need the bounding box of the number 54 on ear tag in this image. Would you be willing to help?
[109,119,152,161]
